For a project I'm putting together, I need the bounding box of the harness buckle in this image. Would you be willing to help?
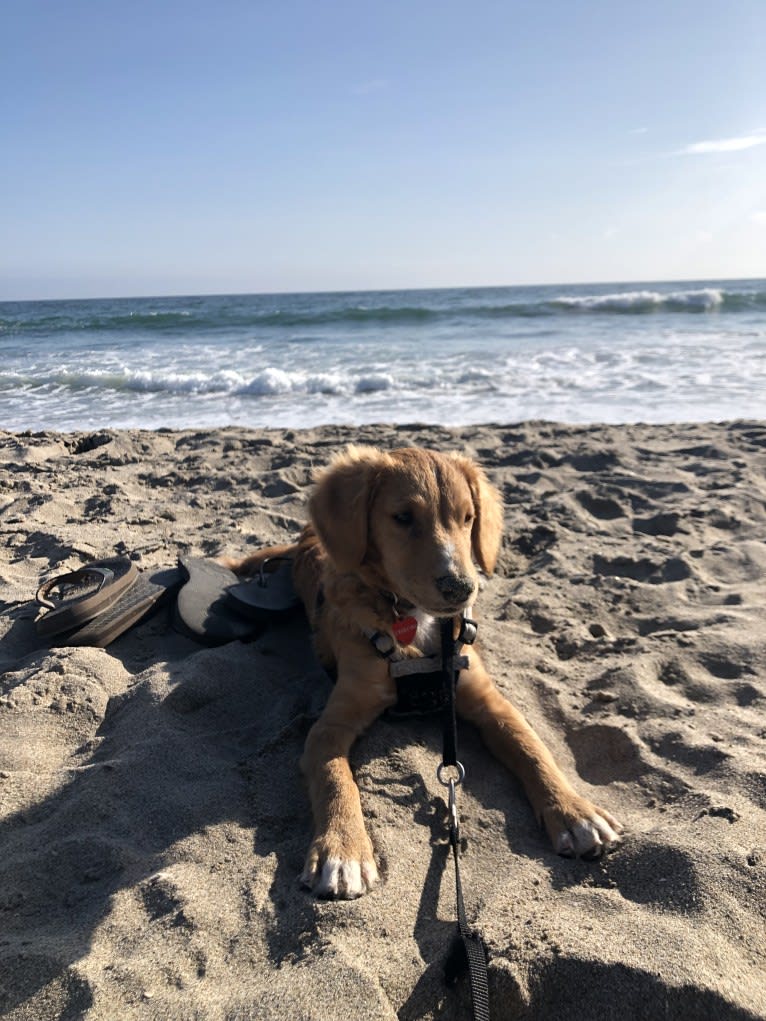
[458,616,478,646]
[366,629,396,659]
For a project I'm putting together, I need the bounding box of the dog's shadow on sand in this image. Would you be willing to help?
[372,776,471,1021]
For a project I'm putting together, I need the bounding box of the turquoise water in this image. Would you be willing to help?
[1,279,764,431]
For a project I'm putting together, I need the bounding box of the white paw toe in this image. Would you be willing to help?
[557,816,622,859]
[556,830,575,856]
[303,857,378,899]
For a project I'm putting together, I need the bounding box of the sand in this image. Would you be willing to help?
[1,420,765,1021]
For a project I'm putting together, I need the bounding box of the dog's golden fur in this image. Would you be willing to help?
[226,445,621,898]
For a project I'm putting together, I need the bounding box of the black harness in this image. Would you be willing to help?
[365,610,476,718]
[392,666,456,716]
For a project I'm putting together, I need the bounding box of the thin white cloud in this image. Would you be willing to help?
[678,133,766,155]
[753,211,766,226]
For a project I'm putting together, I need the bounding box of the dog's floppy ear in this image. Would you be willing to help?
[453,455,503,575]
[309,446,382,572]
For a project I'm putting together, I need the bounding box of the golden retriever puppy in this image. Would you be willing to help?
[227,446,622,899]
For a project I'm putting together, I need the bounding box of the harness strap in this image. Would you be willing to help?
[389,653,469,678]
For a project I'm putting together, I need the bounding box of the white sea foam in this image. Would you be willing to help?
[354,373,394,393]
[456,368,498,385]
[305,374,345,395]
[239,368,295,395]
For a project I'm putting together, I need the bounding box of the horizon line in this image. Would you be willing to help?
[2,273,763,305]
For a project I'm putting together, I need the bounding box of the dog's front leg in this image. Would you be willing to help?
[456,649,623,858]
[300,648,395,899]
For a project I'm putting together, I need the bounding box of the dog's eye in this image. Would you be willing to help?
[464,512,474,525]
[393,510,413,526]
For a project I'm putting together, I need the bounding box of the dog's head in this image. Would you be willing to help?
[309,446,503,615]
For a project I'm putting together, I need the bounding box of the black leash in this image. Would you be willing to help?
[438,615,490,1021]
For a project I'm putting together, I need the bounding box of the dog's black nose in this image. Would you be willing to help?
[435,573,475,604]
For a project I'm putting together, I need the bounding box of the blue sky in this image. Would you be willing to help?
[2,0,765,299]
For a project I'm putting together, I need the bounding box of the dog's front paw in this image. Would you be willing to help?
[300,829,379,899]
[541,793,623,860]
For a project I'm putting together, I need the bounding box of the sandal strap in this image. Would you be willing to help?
[36,566,114,610]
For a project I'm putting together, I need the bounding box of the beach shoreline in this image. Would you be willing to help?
[1,420,765,1020]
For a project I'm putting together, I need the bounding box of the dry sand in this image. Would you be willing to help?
[1,421,765,1021]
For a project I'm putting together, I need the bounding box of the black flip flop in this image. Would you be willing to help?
[226,557,300,623]
[64,566,184,648]
[36,557,139,637]
[173,556,262,647]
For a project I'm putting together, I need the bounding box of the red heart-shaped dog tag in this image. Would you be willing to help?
[392,615,418,645]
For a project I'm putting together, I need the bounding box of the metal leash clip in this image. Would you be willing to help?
[437,761,465,842]
[436,760,465,787]
[448,777,459,841]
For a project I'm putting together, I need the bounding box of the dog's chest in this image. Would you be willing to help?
[409,609,440,655]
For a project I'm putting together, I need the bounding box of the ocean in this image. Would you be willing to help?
[1,279,764,433]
